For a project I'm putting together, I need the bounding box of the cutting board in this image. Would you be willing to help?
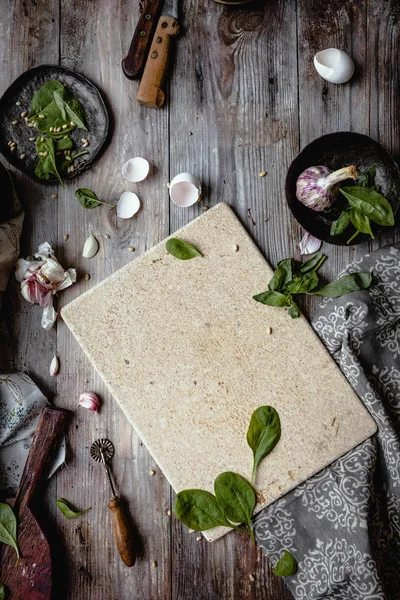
[62,203,377,541]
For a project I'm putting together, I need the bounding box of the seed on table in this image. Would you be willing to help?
[15,101,21,106]
[62,124,68,129]
[267,326,272,335]
[56,127,62,133]
[249,574,256,582]
[259,171,267,177]
[51,193,58,199]
[11,120,18,125]
[64,234,69,241]
[81,138,88,143]
[196,536,202,542]
[149,469,155,476]
[233,244,239,251]
[29,137,35,141]
[166,182,171,188]
[7,141,12,146]
[19,153,26,159]
[10,145,16,152]
[20,111,27,118]
[65,155,72,161]
[82,141,89,148]
[152,561,157,568]
[202,206,208,211]
[40,136,45,142]
[84,273,90,281]
[24,116,29,121]
[49,127,53,132]
[104,233,110,239]
[70,121,76,127]
[167,509,171,516]
[38,114,45,119]
[128,246,135,252]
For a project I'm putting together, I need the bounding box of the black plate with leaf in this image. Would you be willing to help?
[0,65,109,183]
[285,132,400,245]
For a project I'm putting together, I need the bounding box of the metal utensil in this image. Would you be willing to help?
[136,0,180,108]
[90,439,136,567]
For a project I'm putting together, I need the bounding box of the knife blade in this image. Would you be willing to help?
[122,0,165,80]
[136,0,180,108]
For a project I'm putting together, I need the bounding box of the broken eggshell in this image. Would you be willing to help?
[122,157,149,183]
[169,173,201,208]
[117,191,140,219]
[313,48,355,84]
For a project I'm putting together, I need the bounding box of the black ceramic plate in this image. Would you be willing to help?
[0,65,109,183]
[285,132,400,245]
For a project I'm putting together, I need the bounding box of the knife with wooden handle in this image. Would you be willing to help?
[122,0,165,79]
[136,0,179,108]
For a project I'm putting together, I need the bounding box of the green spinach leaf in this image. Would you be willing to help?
[330,211,351,236]
[55,136,73,151]
[288,301,300,319]
[214,472,256,543]
[247,406,281,483]
[253,290,290,307]
[273,550,298,577]
[173,490,231,530]
[309,272,372,298]
[268,259,294,291]
[298,252,326,275]
[349,208,374,239]
[340,186,394,226]
[53,92,87,131]
[29,80,65,118]
[35,137,64,186]
[56,498,91,519]
[166,238,202,260]
[75,188,113,209]
[0,502,19,565]
[287,272,319,294]
[0,583,7,600]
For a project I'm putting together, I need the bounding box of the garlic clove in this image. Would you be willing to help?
[50,354,59,376]
[122,157,149,183]
[117,191,140,219]
[299,230,322,255]
[78,392,100,412]
[82,235,99,259]
[169,173,201,207]
[314,48,355,84]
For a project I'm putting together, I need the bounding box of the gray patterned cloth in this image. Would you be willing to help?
[254,244,400,600]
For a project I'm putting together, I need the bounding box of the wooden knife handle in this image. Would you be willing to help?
[122,0,164,79]
[136,15,179,108]
[108,496,136,567]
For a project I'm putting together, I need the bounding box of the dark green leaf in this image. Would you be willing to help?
[55,136,73,151]
[29,80,65,118]
[287,272,318,294]
[330,211,351,236]
[0,502,19,565]
[298,252,326,275]
[0,583,7,600]
[349,209,374,238]
[166,238,202,260]
[340,186,394,226]
[33,99,74,135]
[75,188,102,209]
[56,498,91,519]
[173,490,230,530]
[288,301,300,319]
[35,137,63,186]
[214,472,255,526]
[247,406,281,482]
[253,290,291,307]
[357,166,376,188]
[54,92,87,131]
[309,272,372,298]
[273,550,298,577]
[268,259,293,291]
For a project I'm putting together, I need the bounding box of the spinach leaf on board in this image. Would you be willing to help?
[0,502,20,565]
[247,406,281,483]
[166,238,202,260]
[56,498,91,519]
[273,550,298,577]
[0,583,7,600]
[309,272,372,298]
[35,137,63,186]
[330,210,351,236]
[75,188,113,209]
[173,490,231,530]
[253,290,290,307]
[29,80,65,118]
[214,472,256,544]
[340,186,394,227]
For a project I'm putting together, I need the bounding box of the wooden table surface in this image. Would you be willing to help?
[1,1,399,598]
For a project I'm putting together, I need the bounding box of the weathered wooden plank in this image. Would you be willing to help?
[55,1,171,599]
[169,1,296,598]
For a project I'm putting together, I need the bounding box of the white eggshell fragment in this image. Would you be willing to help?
[122,157,149,183]
[169,173,201,207]
[313,48,355,84]
[82,235,99,259]
[117,191,140,219]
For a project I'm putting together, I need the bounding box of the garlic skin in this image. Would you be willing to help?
[78,392,100,412]
[82,235,99,259]
[50,355,59,376]
[314,48,355,84]
[296,165,357,211]
[299,230,322,255]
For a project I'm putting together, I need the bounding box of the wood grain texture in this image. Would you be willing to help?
[1,0,399,598]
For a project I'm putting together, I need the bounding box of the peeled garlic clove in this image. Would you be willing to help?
[299,230,322,255]
[82,235,99,259]
[50,354,59,376]
[122,157,149,183]
[117,191,140,219]
[78,392,100,412]
[314,48,355,84]
[169,173,201,208]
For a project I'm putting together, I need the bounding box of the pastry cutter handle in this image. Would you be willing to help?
[108,496,137,567]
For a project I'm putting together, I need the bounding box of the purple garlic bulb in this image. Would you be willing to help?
[296,164,357,211]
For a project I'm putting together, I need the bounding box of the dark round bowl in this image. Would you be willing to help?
[285,132,400,245]
[0,65,109,183]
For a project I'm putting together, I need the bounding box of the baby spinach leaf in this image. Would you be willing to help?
[29,80,65,118]
[357,166,377,189]
[214,472,256,543]
[268,259,294,291]
[55,136,73,151]
[173,490,231,530]
[56,498,91,519]
[298,252,326,275]
[0,502,20,565]
[287,272,318,295]
[349,208,374,238]
[309,272,372,298]
[54,92,87,131]
[166,238,202,260]
[288,301,300,319]
[35,137,64,186]
[75,188,101,208]
[247,406,281,483]
[273,550,298,577]
[340,186,394,226]
[330,211,351,236]
[253,290,290,307]
[0,583,7,600]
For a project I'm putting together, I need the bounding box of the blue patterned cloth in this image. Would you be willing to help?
[254,244,400,600]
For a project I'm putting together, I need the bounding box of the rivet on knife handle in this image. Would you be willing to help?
[136,15,179,108]
[121,0,164,80]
